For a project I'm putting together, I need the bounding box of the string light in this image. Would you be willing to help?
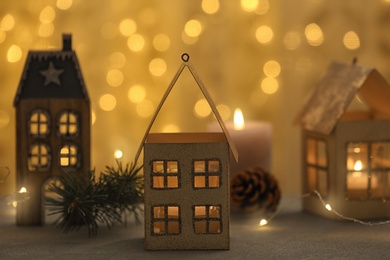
[258,190,390,227]
[0,187,30,208]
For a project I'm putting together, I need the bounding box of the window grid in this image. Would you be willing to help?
[306,138,328,197]
[193,205,222,234]
[29,110,50,137]
[28,143,51,171]
[193,159,221,189]
[58,110,79,137]
[60,144,79,169]
[151,205,180,235]
[346,141,390,200]
[151,160,179,189]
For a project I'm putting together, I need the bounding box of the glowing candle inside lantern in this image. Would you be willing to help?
[347,160,378,190]
[207,108,272,177]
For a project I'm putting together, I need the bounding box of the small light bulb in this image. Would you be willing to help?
[19,187,27,193]
[259,219,268,226]
[114,149,123,159]
[325,204,332,211]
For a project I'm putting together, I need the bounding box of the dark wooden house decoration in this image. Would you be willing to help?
[295,61,390,219]
[14,34,90,225]
[135,54,238,250]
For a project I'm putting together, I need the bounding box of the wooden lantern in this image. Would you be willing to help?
[13,34,90,225]
[295,61,390,219]
[135,54,238,250]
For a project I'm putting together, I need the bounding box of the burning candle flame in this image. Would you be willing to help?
[19,187,27,193]
[233,108,245,130]
[354,160,363,171]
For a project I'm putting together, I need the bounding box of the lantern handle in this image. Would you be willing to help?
[181,53,190,62]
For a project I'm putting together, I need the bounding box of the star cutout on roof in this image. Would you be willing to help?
[40,62,64,86]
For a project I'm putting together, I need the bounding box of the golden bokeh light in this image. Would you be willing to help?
[255,0,270,15]
[241,0,259,12]
[39,6,56,23]
[109,52,126,68]
[99,94,117,111]
[0,110,10,128]
[56,0,73,10]
[162,124,180,133]
[119,19,137,37]
[216,104,231,121]
[255,25,273,44]
[305,23,324,46]
[184,19,203,38]
[7,44,22,63]
[201,0,220,14]
[263,60,281,78]
[182,31,198,45]
[38,22,54,38]
[343,31,360,50]
[128,84,146,104]
[153,34,170,52]
[149,58,167,76]
[1,14,15,31]
[114,149,123,159]
[261,77,279,94]
[101,22,118,40]
[106,69,124,87]
[283,31,301,50]
[91,110,96,125]
[127,33,145,52]
[136,99,155,118]
[0,29,6,44]
[194,99,212,118]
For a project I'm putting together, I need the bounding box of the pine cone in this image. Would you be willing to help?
[231,167,281,212]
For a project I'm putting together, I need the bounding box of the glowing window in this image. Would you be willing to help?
[152,205,180,235]
[193,205,221,234]
[151,160,179,189]
[58,111,79,137]
[29,110,50,137]
[28,143,51,171]
[193,160,221,188]
[60,144,79,169]
[306,138,328,196]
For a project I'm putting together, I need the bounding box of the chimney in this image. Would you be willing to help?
[62,34,72,51]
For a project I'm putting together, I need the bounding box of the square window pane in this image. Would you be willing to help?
[208,176,220,188]
[167,176,178,188]
[153,176,164,188]
[194,176,205,188]
[347,171,368,190]
[153,161,164,173]
[194,221,207,233]
[61,158,69,166]
[168,221,180,234]
[209,220,221,233]
[208,161,219,172]
[347,143,368,171]
[59,125,67,134]
[370,171,390,198]
[317,141,327,167]
[307,167,317,192]
[306,138,316,165]
[167,161,178,173]
[40,124,48,134]
[194,206,206,218]
[153,221,165,234]
[69,125,77,134]
[70,157,77,166]
[30,156,39,165]
[153,206,165,218]
[167,206,179,218]
[41,157,48,166]
[30,124,38,134]
[318,170,328,196]
[209,206,220,218]
[371,142,390,169]
[194,161,205,172]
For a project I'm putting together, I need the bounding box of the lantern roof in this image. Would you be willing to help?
[295,61,390,135]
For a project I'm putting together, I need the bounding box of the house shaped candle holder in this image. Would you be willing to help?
[135,54,238,250]
[14,34,90,225]
[296,61,390,220]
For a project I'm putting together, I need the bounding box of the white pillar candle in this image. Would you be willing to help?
[208,109,272,178]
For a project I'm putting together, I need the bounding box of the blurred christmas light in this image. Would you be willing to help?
[99,94,117,111]
[128,84,146,104]
[109,52,126,68]
[0,110,10,128]
[136,99,155,118]
[263,60,281,78]
[1,14,15,31]
[39,6,56,23]
[7,44,22,63]
[216,104,231,121]
[241,0,259,12]
[0,29,5,44]
[106,69,124,87]
[194,98,212,118]
[153,34,170,52]
[343,31,360,50]
[255,25,273,44]
[149,58,167,76]
[182,31,198,45]
[91,110,96,125]
[119,19,137,37]
[261,77,278,94]
[38,22,54,37]
[184,19,203,38]
[201,0,220,14]
[127,33,145,52]
[305,23,324,46]
[162,124,180,133]
[56,0,73,10]
[255,0,270,15]
[114,149,123,159]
